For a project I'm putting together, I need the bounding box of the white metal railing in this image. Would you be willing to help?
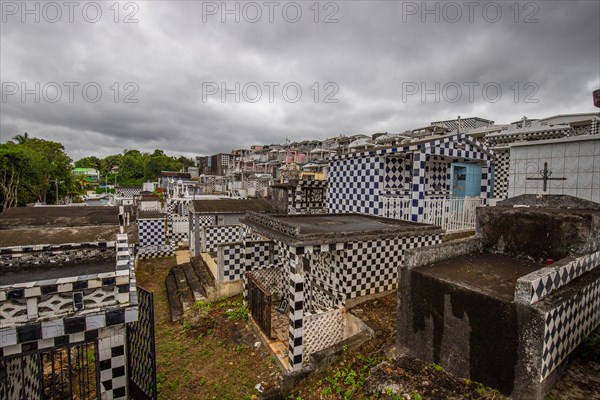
[381,196,412,220]
[382,196,483,231]
[171,216,189,234]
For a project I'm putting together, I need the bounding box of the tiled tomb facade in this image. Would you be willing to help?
[397,195,600,399]
[0,234,139,400]
[242,212,442,372]
[271,180,328,215]
[188,199,275,287]
[328,133,494,223]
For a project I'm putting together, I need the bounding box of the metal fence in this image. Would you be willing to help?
[127,287,157,400]
[382,196,483,231]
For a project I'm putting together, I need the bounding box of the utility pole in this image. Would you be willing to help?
[55,179,59,205]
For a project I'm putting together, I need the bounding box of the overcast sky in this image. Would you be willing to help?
[1,0,599,161]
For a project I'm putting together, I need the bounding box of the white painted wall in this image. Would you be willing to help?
[508,135,600,203]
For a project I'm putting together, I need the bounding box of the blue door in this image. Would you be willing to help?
[451,163,482,198]
[451,165,466,198]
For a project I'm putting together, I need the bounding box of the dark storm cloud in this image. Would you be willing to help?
[1,0,598,160]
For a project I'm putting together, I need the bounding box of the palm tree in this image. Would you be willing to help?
[12,132,29,144]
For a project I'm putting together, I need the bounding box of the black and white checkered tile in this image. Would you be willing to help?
[328,156,384,215]
[288,272,305,372]
[384,157,412,190]
[137,245,175,259]
[244,241,271,268]
[203,225,244,253]
[541,278,600,380]
[138,219,166,247]
[220,243,245,281]
[529,250,600,304]
[288,181,328,214]
[344,234,441,299]
[425,156,449,194]
[328,133,494,218]
[493,149,510,199]
[116,187,141,197]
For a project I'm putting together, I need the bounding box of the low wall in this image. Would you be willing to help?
[476,206,600,261]
[1,242,116,268]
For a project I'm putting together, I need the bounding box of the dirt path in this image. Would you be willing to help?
[136,257,280,400]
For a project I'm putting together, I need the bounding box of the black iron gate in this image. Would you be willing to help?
[247,273,272,339]
[0,341,99,400]
[126,287,157,400]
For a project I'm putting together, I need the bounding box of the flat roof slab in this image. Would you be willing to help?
[0,206,119,228]
[1,261,115,286]
[417,253,541,302]
[243,213,442,246]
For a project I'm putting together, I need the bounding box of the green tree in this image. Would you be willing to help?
[74,156,102,170]
[0,143,43,209]
[11,132,29,144]
[20,138,73,204]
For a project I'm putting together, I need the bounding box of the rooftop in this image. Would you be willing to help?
[190,199,275,214]
[0,225,132,247]
[243,213,442,246]
[0,206,120,228]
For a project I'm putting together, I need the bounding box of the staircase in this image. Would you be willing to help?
[165,256,217,322]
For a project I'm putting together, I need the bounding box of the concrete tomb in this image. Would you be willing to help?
[397,195,600,399]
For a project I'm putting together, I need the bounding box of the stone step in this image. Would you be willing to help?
[191,256,216,296]
[173,266,195,312]
[182,263,206,302]
[165,272,183,322]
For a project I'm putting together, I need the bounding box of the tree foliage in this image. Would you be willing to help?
[77,149,193,187]
[1,134,194,210]
[1,135,73,209]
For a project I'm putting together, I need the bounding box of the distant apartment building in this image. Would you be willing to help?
[196,153,232,176]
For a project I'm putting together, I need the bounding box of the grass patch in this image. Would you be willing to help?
[136,257,279,400]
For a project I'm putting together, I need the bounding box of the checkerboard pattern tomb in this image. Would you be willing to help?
[245,240,272,268]
[541,278,600,380]
[98,326,127,399]
[198,215,216,226]
[288,180,328,214]
[344,234,441,300]
[203,225,245,253]
[167,198,192,218]
[492,149,510,199]
[288,273,305,372]
[138,218,166,246]
[137,245,175,259]
[328,133,495,220]
[328,156,384,215]
[527,250,600,304]
[219,242,245,281]
[116,187,141,197]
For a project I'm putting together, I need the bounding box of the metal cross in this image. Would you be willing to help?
[526,162,567,192]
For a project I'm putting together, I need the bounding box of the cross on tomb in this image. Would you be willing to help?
[526,162,567,192]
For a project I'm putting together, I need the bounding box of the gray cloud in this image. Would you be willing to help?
[1,0,598,160]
